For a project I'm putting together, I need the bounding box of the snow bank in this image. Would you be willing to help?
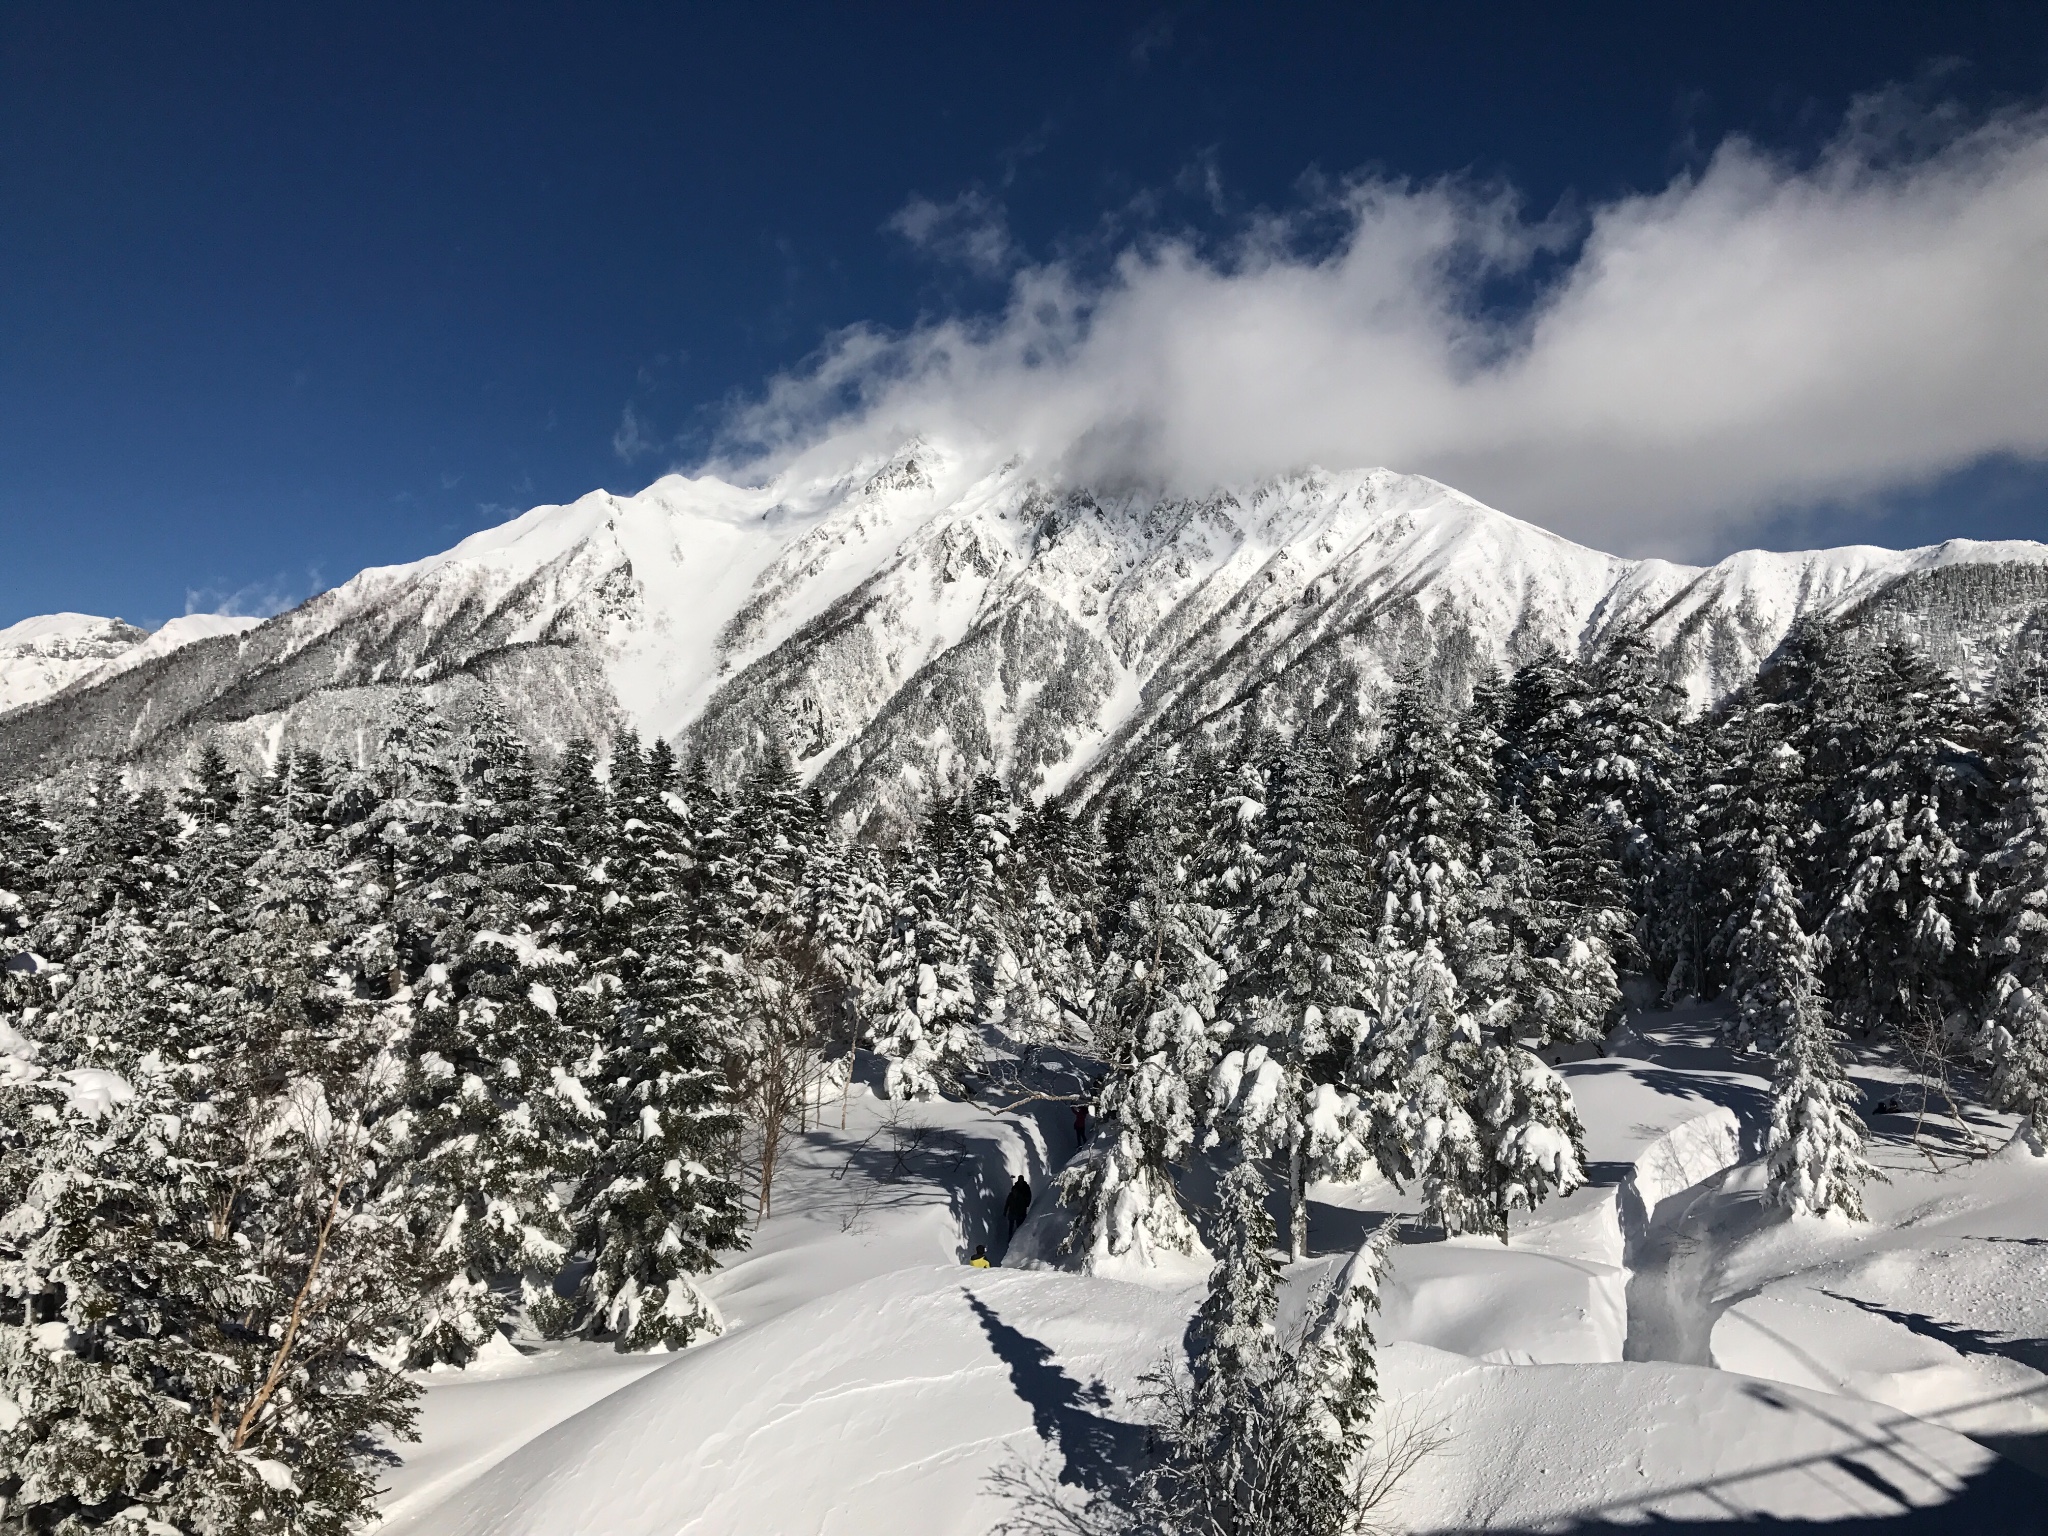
[398,1270,2039,1535]
[1381,1343,2039,1532]
[1359,1045,1752,1369]
[1708,1141,2048,1452]
[1376,1241,1626,1365]
[376,1345,669,1528]
[387,1267,1181,1536]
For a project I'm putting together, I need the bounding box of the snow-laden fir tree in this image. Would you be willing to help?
[1357,679,1497,978]
[1190,748,1268,970]
[1726,854,1802,1058]
[0,780,421,1536]
[1572,636,1685,969]
[804,835,894,1116]
[1059,773,1219,1271]
[870,847,980,1101]
[576,746,746,1351]
[1698,699,1811,992]
[1208,740,1376,1259]
[1527,806,1628,1045]
[1498,649,1586,841]
[366,690,469,977]
[999,797,1101,1052]
[719,745,820,941]
[1755,865,1875,1219]
[1350,934,1586,1239]
[393,696,600,1361]
[1983,693,2048,1148]
[1134,1160,1392,1536]
[938,772,1026,1034]
[1823,642,2000,1038]
[0,788,50,964]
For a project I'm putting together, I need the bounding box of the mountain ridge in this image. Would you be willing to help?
[5,448,2045,835]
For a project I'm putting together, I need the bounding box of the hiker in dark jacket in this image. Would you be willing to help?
[1004,1175,1032,1236]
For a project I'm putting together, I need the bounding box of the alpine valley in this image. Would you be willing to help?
[5,442,2047,825]
[11,441,2048,1536]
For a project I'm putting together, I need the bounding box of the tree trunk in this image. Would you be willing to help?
[1288,1129,1307,1262]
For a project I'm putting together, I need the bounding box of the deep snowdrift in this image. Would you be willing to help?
[373,1017,2048,1534]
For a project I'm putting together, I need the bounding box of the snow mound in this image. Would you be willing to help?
[1709,1139,2048,1456]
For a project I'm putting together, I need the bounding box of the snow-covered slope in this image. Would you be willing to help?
[0,611,263,718]
[373,1023,2048,1536]
[0,613,148,715]
[5,444,2045,833]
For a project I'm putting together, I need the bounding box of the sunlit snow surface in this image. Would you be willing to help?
[0,610,261,715]
[376,1017,2048,1534]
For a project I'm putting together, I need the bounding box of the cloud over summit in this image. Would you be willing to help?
[716,98,2048,559]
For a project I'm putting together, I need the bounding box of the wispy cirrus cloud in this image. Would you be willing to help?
[718,91,2048,560]
[182,569,323,619]
[886,188,1017,277]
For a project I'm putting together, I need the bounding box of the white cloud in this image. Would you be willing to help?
[183,571,316,619]
[718,96,2048,559]
[886,189,1016,277]
[613,403,658,461]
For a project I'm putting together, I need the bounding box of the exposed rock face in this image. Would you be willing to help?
[4,446,2045,838]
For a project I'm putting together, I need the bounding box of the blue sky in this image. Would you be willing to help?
[3,3,2046,629]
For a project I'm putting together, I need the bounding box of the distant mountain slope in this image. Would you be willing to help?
[0,611,262,718]
[3,445,2044,836]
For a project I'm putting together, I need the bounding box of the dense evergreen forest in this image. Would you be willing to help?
[3,621,2046,1533]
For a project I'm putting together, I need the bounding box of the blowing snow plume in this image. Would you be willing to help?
[717,94,2048,559]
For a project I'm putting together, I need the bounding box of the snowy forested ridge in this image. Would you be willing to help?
[6,453,2048,1533]
[0,615,263,720]
[4,447,2047,840]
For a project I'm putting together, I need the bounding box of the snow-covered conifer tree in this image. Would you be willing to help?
[1137,1161,1393,1535]
[571,733,745,1351]
[1,793,421,1536]
[870,850,980,1100]
[1059,778,1217,1270]
[1498,649,1587,839]
[1210,740,1374,1259]
[1358,681,1496,972]
[1983,695,2048,1147]
[1572,637,1685,961]
[1757,866,1874,1218]
[1824,642,1998,1037]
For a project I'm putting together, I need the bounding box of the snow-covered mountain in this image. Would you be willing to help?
[3,444,2045,833]
[0,611,262,718]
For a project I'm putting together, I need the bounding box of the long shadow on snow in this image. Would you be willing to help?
[1818,1290,2048,1377]
[964,1290,1146,1494]
[1811,1289,2048,1473]
[797,1098,1032,1261]
[1487,1379,2047,1532]
[1569,1057,1772,1129]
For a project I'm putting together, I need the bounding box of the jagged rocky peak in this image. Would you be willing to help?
[3,445,2046,840]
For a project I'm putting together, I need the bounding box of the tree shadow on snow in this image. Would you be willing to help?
[1818,1290,2048,1378]
[1487,1380,2048,1532]
[964,1289,1146,1496]
[1573,1058,1773,1131]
